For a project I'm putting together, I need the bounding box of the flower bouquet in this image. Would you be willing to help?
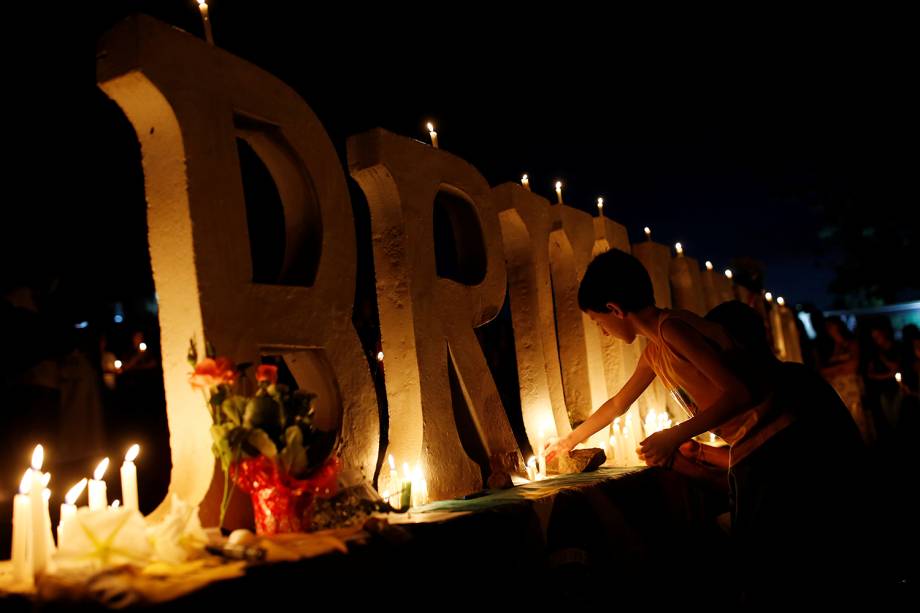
[188,340,339,534]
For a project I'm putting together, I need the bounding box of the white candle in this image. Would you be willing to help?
[89,457,110,511]
[120,444,140,512]
[29,446,48,574]
[555,181,563,204]
[58,478,87,549]
[426,122,439,149]
[521,174,530,190]
[197,0,214,45]
[12,470,33,584]
[42,488,55,558]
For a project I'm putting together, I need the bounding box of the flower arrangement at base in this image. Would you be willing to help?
[188,340,339,534]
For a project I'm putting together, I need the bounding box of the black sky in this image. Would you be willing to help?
[9,3,916,317]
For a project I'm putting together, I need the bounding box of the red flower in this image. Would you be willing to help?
[256,364,278,385]
[190,357,237,388]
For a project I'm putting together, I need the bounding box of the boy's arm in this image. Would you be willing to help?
[547,353,656,462]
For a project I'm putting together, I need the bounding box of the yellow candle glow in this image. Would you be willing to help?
[29,445,49,574]
[526,456,537,481]
[644,226,652,241]
[12,470,33,584]
[139,342,147,352]
[724,269,733,280]
[114,359,123,370]
[89,457,110,511]
[376,351,384,362]
[555,181,563,204]
[111,500,121,509]
[675,242,684,256]
[777,296,785,306]
[197,0,214,45]
[58,478,88,549]
[521,174,530,190]
[705,261,713,271]
[895,372,902,384]
[426,122,439,149]
[597,197,604,215]
[765,292,773,302]
[121,444,140,512]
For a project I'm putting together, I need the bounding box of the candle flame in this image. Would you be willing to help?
[111,500,121,509]
[31,444,44,471]
[139,342,147,352]
[43,489,50,502]
[644,226,651,236]
[197,0,207,6]
[19,470,31,495]
[555,181,562,190]
[125,444,140,463]
[725,269,733,279]
[94,458,110,481]
[705,261,713,271]
[114,359,123,369]
[777,297,785,306]
[675,242,683,255]
[765,292,773,302]
[426,122,435,133]
[895,372,902,383]
[388,454,396,470]
[527,456,536,466]
[65,478,88,505]
[522,174,528,181]
[41,472,51,487]
[597,197,604,209]
[376,351,384,362]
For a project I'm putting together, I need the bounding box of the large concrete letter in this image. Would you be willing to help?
[494,184,571,452]
[97,17,378,519]
[348,129,520,500]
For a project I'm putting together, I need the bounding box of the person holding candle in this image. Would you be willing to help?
[544,249,878,605]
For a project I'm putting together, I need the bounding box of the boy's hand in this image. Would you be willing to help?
[639,427,684,467]
[545,436,573,464]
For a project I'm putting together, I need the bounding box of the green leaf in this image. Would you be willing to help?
[246,429,278,458]
[278,426,307,477]
[187,338,198,368]
[220,396,245,426]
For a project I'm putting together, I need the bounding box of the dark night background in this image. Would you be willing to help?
[4,2,918,318]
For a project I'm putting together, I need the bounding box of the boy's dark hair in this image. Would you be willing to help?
[578,249,655,314]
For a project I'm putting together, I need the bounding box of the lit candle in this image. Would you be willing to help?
[724,269,733,280]
[411,464,427,507]
[42,488,55,559]
[526,456,537,481]
[12,470,33,584]
[644,226,652,241]
[377,351,384,362]
[114,359,123,370]
[555,181,563,204]
[536,430,546,479]
[765,292,773,302]
[139,342,147,352]
[29,445,49,574]
[197,0,214,45]
[597,197,604,216]
[709,432,717,445]
[895,372,902,384]
[675,242,684,256]
[58,478,87,549]
[111,500,121,509]
[89,458,110,511]
[521,174,530,190]
[426,122,439,149]
[121,444,140,512]
[401,462,412,509]
[777,296,785,306]
[387,454,399,507]
[705,261,713,271]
